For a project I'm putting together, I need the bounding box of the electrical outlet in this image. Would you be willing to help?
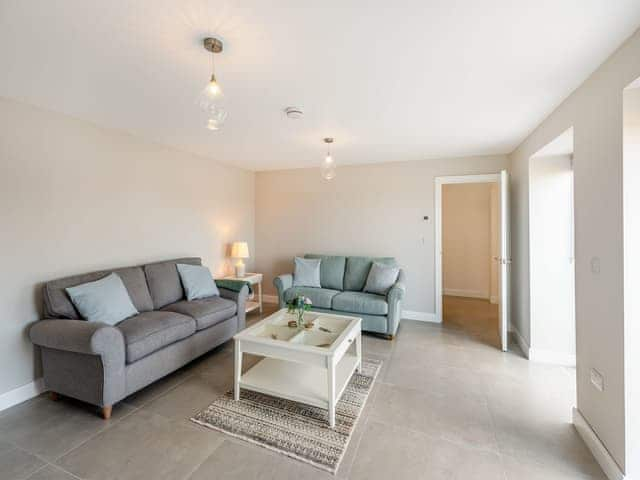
[590,368,604,392]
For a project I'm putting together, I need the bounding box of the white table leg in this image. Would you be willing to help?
[258,280,263,313]
[327,357,336,428]
[234,339,242,401]
[355,332,362,373]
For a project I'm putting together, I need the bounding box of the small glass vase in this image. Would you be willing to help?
[296,308,305,329]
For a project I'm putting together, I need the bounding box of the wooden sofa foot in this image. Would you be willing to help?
[385,334,395,341]
[49,391,59,401]
[101,406,112,420]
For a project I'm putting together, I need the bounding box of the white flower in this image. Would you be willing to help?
[304,297,312,305]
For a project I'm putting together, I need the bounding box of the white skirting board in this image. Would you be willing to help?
[572,407,625,480]
[443,288,490,300]
[402,311,438,322]
[262,294,278,304]
[0,378,45,413]
[509,327,530,359]
[529,348,576,367]
[509,328,576,366]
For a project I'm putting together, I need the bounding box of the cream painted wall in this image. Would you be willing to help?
[0,97,255,397]
[509,28,640,473]
[623,85,640,476]
[442,183,494,299]
[529,154,575,360]
[254,155,509,315]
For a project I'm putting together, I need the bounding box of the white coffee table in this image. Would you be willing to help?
[233,308,362,428]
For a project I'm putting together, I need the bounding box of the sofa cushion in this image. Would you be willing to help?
[304,254,346,290]
[344,256,397,292]
[43,266,154,319]
[293,257,322,288]
[65,273,139,325]
[284,287,341,309]
[117,311,196,363]
[332,291,389,316]
[176,263,220,301]
[144,257,201,309]
[363,262,400,296]
[162,297,237,331]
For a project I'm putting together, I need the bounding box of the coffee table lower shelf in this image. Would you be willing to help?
[238,353,360,410]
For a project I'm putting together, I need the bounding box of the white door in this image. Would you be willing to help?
[499,170,511,352]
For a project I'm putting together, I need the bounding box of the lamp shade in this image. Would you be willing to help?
[230,241,249,259]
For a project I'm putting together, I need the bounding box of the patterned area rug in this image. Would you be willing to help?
[191,358,381,474]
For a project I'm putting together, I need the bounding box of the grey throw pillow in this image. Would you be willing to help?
[293,257,322,288]
[177,263,220,301]
[363,262,400,295]
[66,273,139,325]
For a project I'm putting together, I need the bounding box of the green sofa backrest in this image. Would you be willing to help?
[304,254,397,292]
[344,256,397,291]
[304,254,346,290]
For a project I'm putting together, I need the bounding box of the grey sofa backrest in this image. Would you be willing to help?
[43,266,154,319]
[143,257,201,309]
[343,256,397,292]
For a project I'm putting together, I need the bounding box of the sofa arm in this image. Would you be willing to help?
[273,274,293,308]
[30,319,126,406]
[386,270,406,336]
[219,285,249,331]
[30,319,125,364]
[387,282,406,303]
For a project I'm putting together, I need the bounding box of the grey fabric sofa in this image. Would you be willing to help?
[29,257,248,418]
[273,254,405,339]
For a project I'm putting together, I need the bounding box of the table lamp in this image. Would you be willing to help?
[230,241,249,277]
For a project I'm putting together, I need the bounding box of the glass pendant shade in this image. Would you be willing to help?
[198,76,222,112]
[199,38,226,131]
[321,154,336,180]
[206,104,228,130]
[200,76,227,131]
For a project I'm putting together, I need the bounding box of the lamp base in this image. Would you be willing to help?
[234,261,246,278]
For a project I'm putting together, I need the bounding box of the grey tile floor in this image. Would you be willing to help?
[0,301,605,479]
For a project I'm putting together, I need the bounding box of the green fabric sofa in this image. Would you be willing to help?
[273,254,406,338]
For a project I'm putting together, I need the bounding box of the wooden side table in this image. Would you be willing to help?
[222,273,263,314]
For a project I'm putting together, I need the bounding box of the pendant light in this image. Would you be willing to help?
[199,37,227,131]
[322,138,336,180]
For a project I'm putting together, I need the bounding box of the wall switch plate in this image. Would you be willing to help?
[590,368,604,392]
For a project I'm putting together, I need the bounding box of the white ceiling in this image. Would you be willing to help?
[1,1,640,171]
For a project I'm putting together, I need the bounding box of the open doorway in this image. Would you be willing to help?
[441,182,501,348]
[528,128,576,365]
[435,172,510,351]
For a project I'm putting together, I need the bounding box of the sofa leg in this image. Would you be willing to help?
[48,391,59,401]
[101,406,112,420]
[385,334,394,341]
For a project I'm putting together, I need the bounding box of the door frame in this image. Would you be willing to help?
[434,174,501,324]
